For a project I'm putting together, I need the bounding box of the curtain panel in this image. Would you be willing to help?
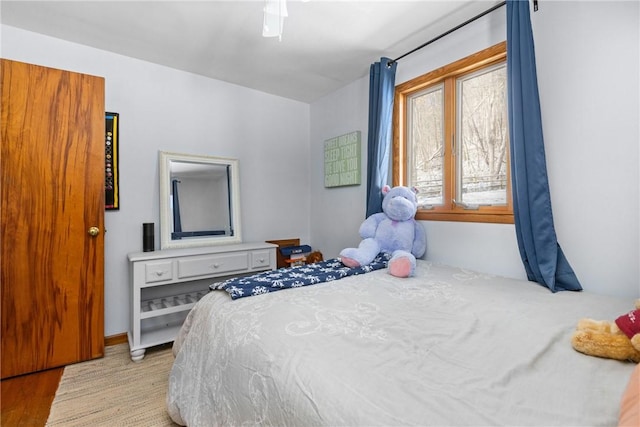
[365,58,397,218]
[506,0,581,292]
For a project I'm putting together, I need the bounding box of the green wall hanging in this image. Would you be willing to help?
[324,131,361,188]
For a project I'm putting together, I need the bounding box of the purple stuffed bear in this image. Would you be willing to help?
[340,185,427,277]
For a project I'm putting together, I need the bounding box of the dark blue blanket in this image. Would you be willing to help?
[211,253,391,300]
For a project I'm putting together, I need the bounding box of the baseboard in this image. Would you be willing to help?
[104,333,128,347]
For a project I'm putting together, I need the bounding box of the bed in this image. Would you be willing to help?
[167,259,637,426]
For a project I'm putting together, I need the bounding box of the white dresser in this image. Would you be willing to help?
[127,242,276,361]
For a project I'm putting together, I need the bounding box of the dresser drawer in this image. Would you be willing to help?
[251,249,272,270]
[177,253,249,279]
[145,261,174,283]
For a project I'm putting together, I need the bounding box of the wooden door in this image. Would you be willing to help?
[1,59,105,378]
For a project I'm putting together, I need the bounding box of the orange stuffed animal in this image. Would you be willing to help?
[571,300,640,363]
[305,251,324,264]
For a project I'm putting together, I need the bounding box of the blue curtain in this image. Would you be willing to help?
[172,179,182,233]
[506,0,581,292]
[365,58,397,217]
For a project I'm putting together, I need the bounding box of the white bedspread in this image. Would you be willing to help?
[167,261,636,426]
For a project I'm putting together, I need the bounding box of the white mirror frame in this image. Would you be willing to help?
[159,151,242,249]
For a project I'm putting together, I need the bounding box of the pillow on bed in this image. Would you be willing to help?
[619,364,640,426]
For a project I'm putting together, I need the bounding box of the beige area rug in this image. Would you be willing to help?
[46,343,179,426]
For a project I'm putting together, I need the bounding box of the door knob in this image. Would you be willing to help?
[88,226,100,236]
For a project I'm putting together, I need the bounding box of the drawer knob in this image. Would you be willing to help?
[258,258,265,263]
[210,263,220,269]
[155,270,168,277]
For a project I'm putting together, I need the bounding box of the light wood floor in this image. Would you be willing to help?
[0,334,128,427]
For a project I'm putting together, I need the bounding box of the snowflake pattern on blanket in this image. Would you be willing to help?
[211,253,391,300]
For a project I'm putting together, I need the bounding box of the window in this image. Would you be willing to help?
[393,41,513,224]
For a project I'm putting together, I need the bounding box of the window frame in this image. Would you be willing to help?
[393,41,513,224]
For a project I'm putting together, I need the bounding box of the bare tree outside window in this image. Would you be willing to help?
[409,85,444,207]
[458,63,508,205]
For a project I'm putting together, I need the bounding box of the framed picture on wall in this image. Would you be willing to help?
[105,112,120,210]
[324,131,361,188]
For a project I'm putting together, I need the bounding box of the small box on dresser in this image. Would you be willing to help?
[127,242,276,361]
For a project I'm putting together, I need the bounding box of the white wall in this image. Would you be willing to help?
[532,1,639,298]
[310,1,639,298]
[310,78,370,262]
[1,25,312,336]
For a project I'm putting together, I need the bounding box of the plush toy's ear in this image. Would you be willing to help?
[382,185,391,195]
[631,335,640,353]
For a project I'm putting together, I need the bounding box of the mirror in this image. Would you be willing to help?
[159,151,242,249]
